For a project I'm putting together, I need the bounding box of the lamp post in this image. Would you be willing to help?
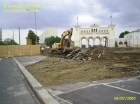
[26,9,37,44]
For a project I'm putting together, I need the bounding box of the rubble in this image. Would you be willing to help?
[66,45,120,61]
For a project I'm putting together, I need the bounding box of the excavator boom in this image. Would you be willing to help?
[52,28,73,49]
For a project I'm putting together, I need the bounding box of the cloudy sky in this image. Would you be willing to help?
[0,0,140,44]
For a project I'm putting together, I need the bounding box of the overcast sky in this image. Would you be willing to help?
[0,0,140,44]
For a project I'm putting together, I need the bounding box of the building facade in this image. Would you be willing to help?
[115,38,127,47]
[39,27,57,43]
[73,24,116,48]
[116,29,140,47]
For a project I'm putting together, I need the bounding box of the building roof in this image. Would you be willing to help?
[90,23,98,28]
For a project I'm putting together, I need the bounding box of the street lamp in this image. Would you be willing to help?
[26,9,38,44]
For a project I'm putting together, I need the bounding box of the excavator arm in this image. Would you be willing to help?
[51,28,73,54]
[60,28,73,48]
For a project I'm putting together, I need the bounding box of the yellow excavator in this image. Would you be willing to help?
[51,28,73,54]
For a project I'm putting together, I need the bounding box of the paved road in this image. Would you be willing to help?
[16,56,46,66]
[55,77,140,104]
[0,58,41,104]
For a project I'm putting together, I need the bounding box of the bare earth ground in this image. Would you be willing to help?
[26,48,140,86]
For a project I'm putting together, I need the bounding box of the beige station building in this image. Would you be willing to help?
[73,24,116,48]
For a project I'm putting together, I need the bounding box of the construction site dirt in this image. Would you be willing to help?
[26,46,140,86]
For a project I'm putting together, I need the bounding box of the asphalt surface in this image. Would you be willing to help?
[16,56,46,66]
[58,77,140,104]
[0,58,41,104]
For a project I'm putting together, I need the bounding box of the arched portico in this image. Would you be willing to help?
[101,37,108,47]
[81,37,87,48]
[88,37,94,47]
[73,24,115,47]
[94,37,101,45]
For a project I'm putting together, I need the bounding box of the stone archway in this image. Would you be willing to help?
[88,37,94,47]
[115,41,118,47]
[94,37,100,45]
[101,37,108,47]
[124,41,128,47]
[119,41,123,45]
[81,37,87,48]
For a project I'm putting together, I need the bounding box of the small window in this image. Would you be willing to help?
[91,29,93,32]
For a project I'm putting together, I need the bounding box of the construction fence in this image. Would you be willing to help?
[0,45,41,57]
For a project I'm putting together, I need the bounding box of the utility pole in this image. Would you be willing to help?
[137,33,138,48]
[18,27,20,45]
[12,30,14,45]
[133,34,134,47]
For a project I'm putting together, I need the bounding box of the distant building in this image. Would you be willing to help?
[0,28,2,41]
[39,30,47,43]
[115,38,127,47]
[47,27,57,37]
[39,27,57,43]
[73,24,115,47]
[116,29,140,47]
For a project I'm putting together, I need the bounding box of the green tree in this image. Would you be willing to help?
[3,38,18,45]
[26,30,39,44]
[44,36,61,48]
[119,31,130,38]
[0,40,5,45]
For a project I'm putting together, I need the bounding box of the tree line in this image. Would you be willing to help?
[26,30,60,47]
[0,39,18,45]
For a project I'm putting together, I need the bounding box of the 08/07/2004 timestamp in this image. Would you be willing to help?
[114,96,136,101]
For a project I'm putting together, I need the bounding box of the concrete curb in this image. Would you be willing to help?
[13,57,60,104]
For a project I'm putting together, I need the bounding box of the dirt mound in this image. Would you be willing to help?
[26,47,140,86]
[66,45,120,61]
